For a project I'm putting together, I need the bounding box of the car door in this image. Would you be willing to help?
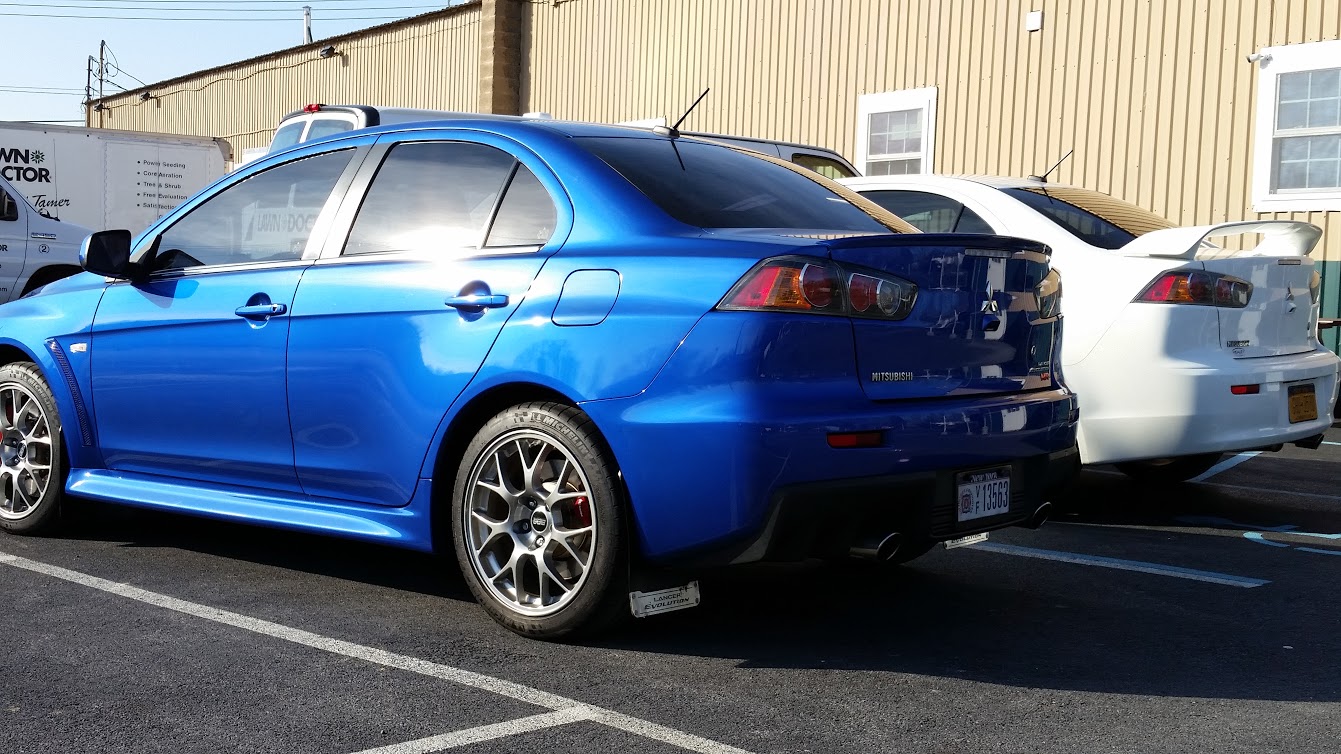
[89,147,359,493]
[286,133,568,506]
[0,184,29,298]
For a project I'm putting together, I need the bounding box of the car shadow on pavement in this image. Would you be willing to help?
[57,501,476,603]
[49,478,1340,705]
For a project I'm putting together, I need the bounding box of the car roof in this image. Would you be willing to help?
[841,174,1080,191]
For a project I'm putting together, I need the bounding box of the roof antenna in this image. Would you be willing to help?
[653,87,710,139]
[1028,148,1073,183]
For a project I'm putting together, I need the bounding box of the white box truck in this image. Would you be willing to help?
[0,122,230,234]
[0,173,94,300]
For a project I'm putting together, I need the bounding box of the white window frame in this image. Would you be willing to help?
[856,87,937,176]
[1252,39,1341,212]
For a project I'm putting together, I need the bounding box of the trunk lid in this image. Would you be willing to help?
[1122,221,1323,359]
[825,234,1060,400]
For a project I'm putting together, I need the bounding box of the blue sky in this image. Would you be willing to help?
[1,1,465,123]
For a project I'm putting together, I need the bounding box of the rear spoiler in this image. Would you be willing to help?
[1119,221,1322,260]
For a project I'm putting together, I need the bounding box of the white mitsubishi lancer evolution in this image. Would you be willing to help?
[842,175,1340,482]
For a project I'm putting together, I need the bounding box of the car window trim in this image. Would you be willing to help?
[321,133,565,261]
[132,146,369,276]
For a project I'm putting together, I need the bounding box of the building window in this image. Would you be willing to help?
[1253,40,1341,212]
[856,87,937,176]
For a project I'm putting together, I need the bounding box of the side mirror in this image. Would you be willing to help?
[0,191,17,222]
[80,230,137,280]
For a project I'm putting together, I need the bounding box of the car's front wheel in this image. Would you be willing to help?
[1114,453,1223,484]
[0,362,65,535]
[452,402,628,639]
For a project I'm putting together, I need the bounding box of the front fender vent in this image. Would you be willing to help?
[45,339,94,447]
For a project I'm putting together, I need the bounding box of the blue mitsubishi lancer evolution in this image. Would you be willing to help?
[0,118,1078,638]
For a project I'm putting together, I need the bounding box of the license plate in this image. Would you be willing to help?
[956,466,1012,522]
[629,581,701,618]
[1288,383,1318,424]
[944,532,989,549]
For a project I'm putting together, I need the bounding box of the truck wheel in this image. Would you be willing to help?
[20,265,81,297]
[0,363,65,535]
[452,402,628,639]
[1114,453,1223,484]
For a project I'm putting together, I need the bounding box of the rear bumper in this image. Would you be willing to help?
[1071,344,1340,464]
[581,312,1079,562]
[709,446,1079,566]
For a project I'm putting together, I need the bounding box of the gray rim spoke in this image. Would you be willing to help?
[463,428,596,617]
[0,382,53,521]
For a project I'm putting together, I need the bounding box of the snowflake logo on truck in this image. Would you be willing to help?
[30,151,44,164]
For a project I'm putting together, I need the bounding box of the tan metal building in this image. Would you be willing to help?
[88,0,1341,345]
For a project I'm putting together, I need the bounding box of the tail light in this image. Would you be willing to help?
[719,256,917,320]
[1136,269,1252,308]
[1035,269,1062,318]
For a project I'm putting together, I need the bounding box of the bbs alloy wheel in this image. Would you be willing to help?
[0,362,66,535]
[452,402,627,639]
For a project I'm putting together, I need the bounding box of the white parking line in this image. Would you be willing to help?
[1187,451,1261,482]
[0,550,753,754]
[349,708,595,754]
[970,542,1270,588]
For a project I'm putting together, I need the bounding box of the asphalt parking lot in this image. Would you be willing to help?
[4,432,1341,754]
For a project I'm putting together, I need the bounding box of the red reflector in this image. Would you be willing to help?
[303,103,323,113]
[1230,384,1260,395]
[827,431,882,449]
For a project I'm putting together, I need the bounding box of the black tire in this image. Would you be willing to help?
[0,362,66,535]
[20,265,81,297]
[451,401,628,639]
[1114,453,1223,484]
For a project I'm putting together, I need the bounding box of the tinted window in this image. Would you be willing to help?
[791,153,858,180]
[577,136,899,232]
[1004,187,1176,249]
[154,150,352,269]
[862,190,994,234]
[306,119,355,141]
[269,122,305,153]
[486,166,558,247]
[345,141,515,255]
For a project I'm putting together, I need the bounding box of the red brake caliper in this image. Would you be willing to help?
[572,496,592,528]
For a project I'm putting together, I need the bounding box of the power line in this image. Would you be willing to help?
[0,85,85,92]
[2,2,445,10]
[0,89,87,96]
[1,11,412,19]
[78,0,461,3]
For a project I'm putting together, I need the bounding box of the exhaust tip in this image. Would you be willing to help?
[875,532,902,561]
[1026,502,1052,530]
[850,531,903,561]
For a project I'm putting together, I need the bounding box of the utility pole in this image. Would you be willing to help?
[303,6,313,44]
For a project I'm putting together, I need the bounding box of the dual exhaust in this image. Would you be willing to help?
[847,502,1052,562]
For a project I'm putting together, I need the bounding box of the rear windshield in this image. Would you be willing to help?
[269,122,305,153]
[577,136,898,232]
[1005,187,1175,250]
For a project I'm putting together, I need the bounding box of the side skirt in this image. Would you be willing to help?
[65,469,435,552]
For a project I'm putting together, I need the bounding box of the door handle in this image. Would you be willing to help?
[444,294,508,310]
[235,302,287,320]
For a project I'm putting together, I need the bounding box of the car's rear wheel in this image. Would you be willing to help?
[0,363,65,535]
[452,402,628,639]
[1114,453,1223,484]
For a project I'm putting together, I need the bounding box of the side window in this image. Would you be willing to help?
[861,190,994,234]
[154,149,352,270]
[345,141,516,255]
[791,153,858,180]
[486,166,558,247]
